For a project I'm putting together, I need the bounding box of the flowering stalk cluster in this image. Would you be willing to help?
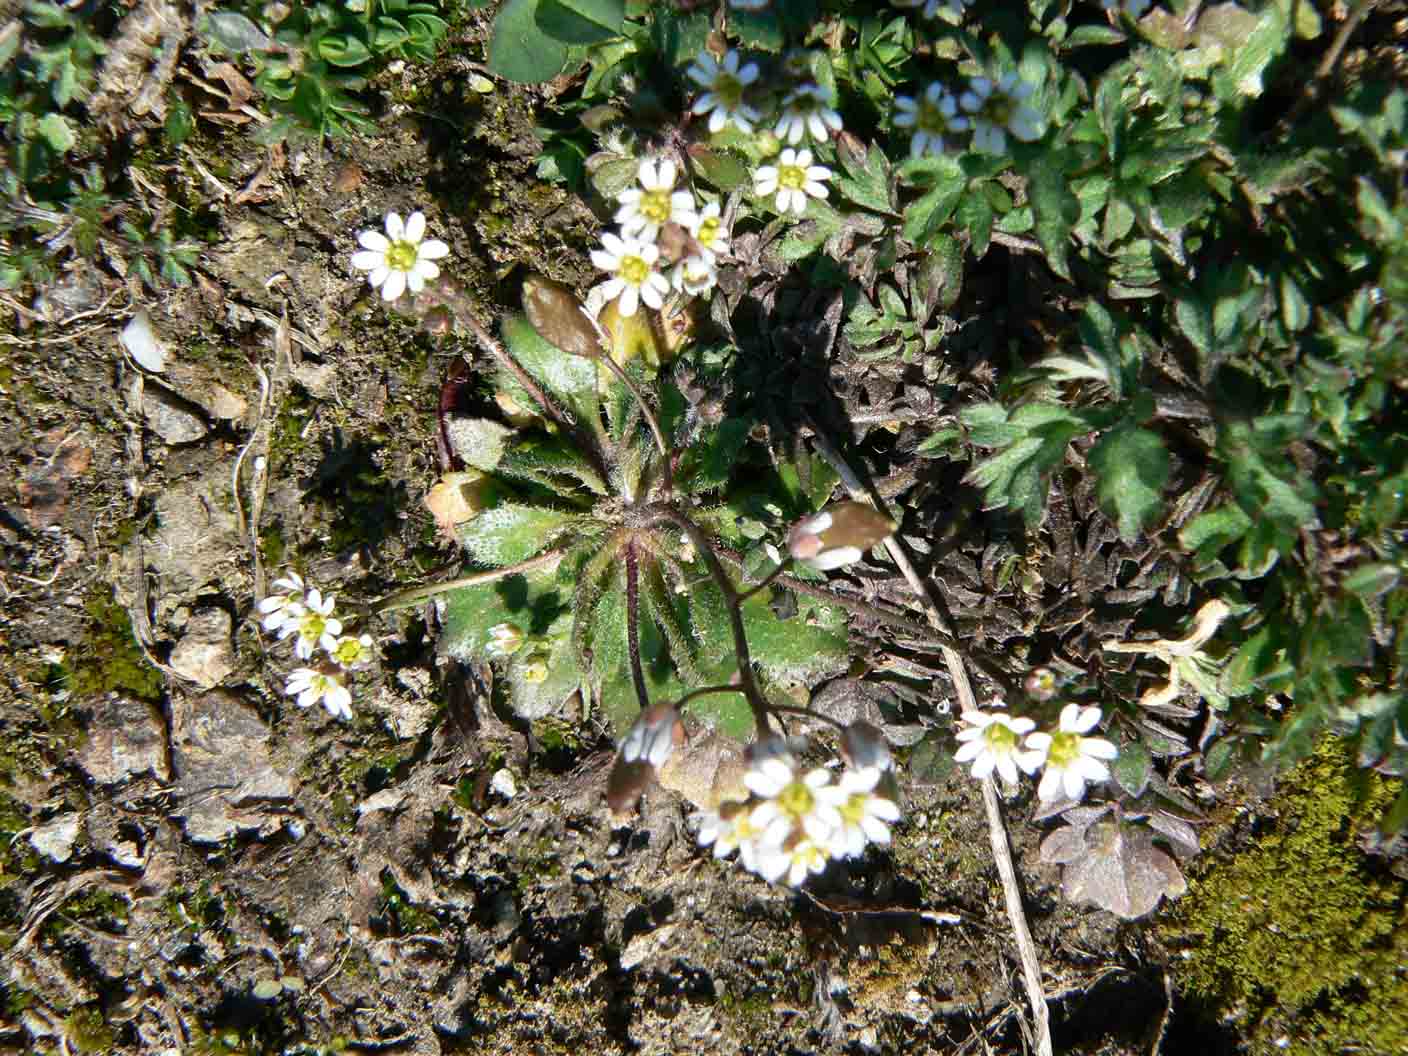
[697,731,901,887]
[257,572,374,720]
[955,702,1118,803]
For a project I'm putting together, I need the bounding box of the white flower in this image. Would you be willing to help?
[257,571,309,633]
[614,158,697,242]
[350,210,449,302]
[689,201,730,261]
[695,800,768,873]
[745,755,841,845]
[953,707,1045,787]
[1024,704,1120,803]
[687,49,762,134]
[278,588,342,660]
[285,666,353,720]
[774,84,843,145]
[892,0,970,18]
[329,633,375,670]
[893,83,970,158]
[959,73,1044,154]
[755,832,831,887]
[753,148,832,216]
[1102,0,1151,17]
[671,254,717,297]
[619,704,680,769]
[818,768,901,859]
[589,231,670,317]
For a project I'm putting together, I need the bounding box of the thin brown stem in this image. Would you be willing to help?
[765,702,848,732]
[672,684,745,710]
[645,503,773,738]
[736,556,794,605]
[624,544,651,713]
[371,549,564,613]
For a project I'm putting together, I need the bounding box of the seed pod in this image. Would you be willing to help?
[522,274,601,359]
[787,501,896,570]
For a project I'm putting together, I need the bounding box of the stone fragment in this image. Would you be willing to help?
[77,695,170,784]
[168,607,235,688]
[140,382,209,444]
[171,690,296,843]
[30,813,81,863]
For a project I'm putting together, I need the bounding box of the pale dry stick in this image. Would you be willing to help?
[232,364,272,596]
[371,549,566,613]
[803,413,1053,1056]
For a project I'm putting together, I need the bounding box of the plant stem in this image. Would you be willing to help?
[595,352,674,497]
[371,549,564,613]
[765,702,848,732]
[672,684,745,710]
[736,556,793,604]
[646,503,773,738]
[624,543,651,713]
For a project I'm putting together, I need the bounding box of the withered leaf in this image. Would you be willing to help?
[1041,810,1187,920]
[522,275,600,359]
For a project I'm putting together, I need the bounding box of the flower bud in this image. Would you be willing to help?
[840,720,892,773]
[520,652,549,684]
[1024,666,1059,701]
[619,704,683,769]
[787,502,896,570]
[485,623,525,658]
[607,704,685,815]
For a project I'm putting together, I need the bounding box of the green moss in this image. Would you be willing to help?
[67,586,164,703]
[1164,741,1408,1055]
[64,1007,115,1053]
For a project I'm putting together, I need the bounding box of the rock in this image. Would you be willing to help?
[171,690,297,843]
[149,477,242,603]
[619,923,680,971]
[140,382,209,444]
[489,768,517,800]
[29,813,81,862]
[119,308,168,372]
[205,382,249,421]
[292,361,336,398]
[168,607,235,688]
[77,695,170,784]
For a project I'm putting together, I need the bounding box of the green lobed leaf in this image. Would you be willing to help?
[963,402,1093,527]
[741,593,849,684]
[1024,146,1079,279]
[1088,424,1170,542]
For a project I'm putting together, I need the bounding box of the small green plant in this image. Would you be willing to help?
[386,275,853,738]
[202,0,450,140]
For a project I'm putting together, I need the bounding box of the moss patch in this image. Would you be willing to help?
[1164,741,1408,1055]
[67,586,164,703]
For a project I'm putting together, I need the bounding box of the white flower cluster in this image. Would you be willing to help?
[694,733,900,887]
[892,71,1045,158]
[955,702,1118,803]
[590,157,729,316]
[351,210,449,303]
[257,572,374,720]
[683,46,840,218]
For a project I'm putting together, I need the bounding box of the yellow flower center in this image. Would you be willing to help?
[299,612,327,643]
[985,94,1013,126]
[714,73,745,108]
[777,164,806,191]
[918,99,950,134]
[333,638,364,666]
[839,794,869,826]
[1048,730,1080,767]
[639,189,672,224]
[776,779,816,820]
[984,723,1018,751]
[386,239,419,272]
[696,215,721,247]
[619,255,650,287]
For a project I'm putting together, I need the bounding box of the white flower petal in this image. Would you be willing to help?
[351,250,385,271]
[420,239,450,261]
[358,230,390,252]
[381,269,407,302]
[404,211,426,243]
[384,212,404,240]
